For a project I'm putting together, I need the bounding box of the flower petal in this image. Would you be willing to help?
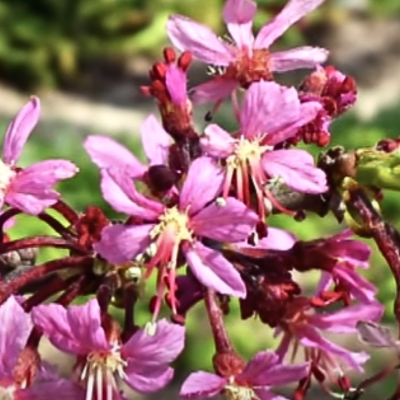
[311,303,384,333]
[262,149,327,194]
[254,0,326,48]
[167,15,235,66]
[241,351,309,387]
[0,296,32,375]
[180,371,226,399]
[101,168,163,219]
[201,124,236,158]
[3,96,40,165]
[299,325,369,372]
[180,157,224,214]
[83,135,145,177]
[140,114,170,165]
[124,365,173,393]
[31,299,109,355]
[7,160,78,214]
[18,378,86,400]
[94,223,154,264]
[240,81,303,140]
[223,0,256,48]
[166,64,188,106]
[185,242,246,298]
[270,47,329,72]
[192,78,238,104]
[123,319,185,365]
[191,197,258,242]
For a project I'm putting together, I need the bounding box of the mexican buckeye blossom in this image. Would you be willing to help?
[181,350,309,400]
[0,97,78,215]
[167,0,328,103]
[0,296,83,400]
[201,80,327,220]
[94,157,259,316]
[32,299,185,400]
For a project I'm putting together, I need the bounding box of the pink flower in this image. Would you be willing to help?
[201,80,327,219]
[167,0,328,103]
[95,157,259,310]
[275,299,384,376]
[180,350,309,400]
[32,298,185,398]
[0,296,84,400]
[0,97,78,215]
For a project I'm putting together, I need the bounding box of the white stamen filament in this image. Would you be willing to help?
[81,343,127,400]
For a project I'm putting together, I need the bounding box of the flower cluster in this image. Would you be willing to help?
[0,1,398,400]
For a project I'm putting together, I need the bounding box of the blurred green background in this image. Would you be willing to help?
[1,0,400,398]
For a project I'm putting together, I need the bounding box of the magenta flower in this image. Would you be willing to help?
[0,296,84,400]
[0,97,78,215]
[95,156,259,308]
[167,0,328,103]
[84,113,170,179]
[275,300,384,375]
[180,350,309,400]
[32,298,185,398]
[201,80,327,219]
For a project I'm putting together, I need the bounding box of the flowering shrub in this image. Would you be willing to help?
[1,0,400,399]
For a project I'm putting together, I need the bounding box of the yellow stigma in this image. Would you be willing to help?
[150,206,192,242]
[226,137,270,167]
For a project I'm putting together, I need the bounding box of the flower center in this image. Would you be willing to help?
[224,377,259,400]
[230,137,269,165]
[81,343,126,400]
[0,160,15,197]
[150,206,192,243]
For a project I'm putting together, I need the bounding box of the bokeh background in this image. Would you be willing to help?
[1,0,400,398]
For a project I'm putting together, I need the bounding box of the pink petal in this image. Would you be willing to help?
[0,296,32,375]
[191,197,258,242]
[140,114,170,165]
[311,303,384,334]
[185,242,246,298]
[262,149,327,194]
[257,227,296,250]
[94,223,154,264]
[270,47,329,72]
[83,135,145,177]
[179,157,224,215]
[101,168,163,219]
[192,78,238,104]
[123,319,185,365]
[254,0,326,48]
[299,326,368,372]
[7,160,78,214]
[241,351,309,387]
[201,124,236,158]
[15,160,78,185]
[167,15,235,66]
[2,96,40,165]
[180,371,226,398]
[223,0,256,48]
[18,379,86,400]
[165,64,187,106]
[254,390,287,400]
[124,365,173,393]
[240,81,300,140]
[265,101,322,145]
[31,299,109,355]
